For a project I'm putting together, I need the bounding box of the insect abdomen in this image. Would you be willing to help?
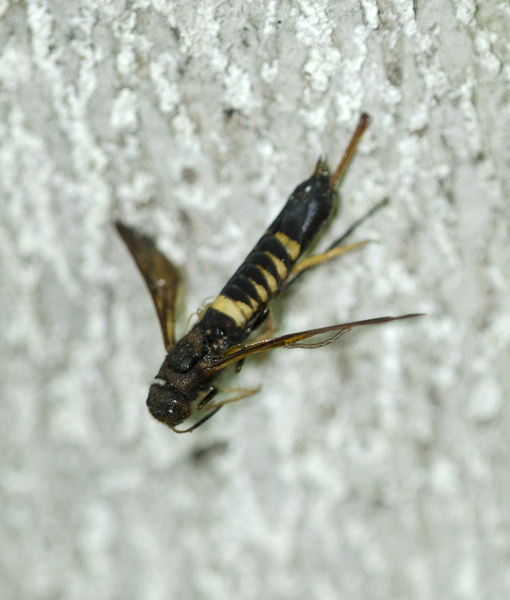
[207,160,334,329]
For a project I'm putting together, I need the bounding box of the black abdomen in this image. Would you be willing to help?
[204,160,335,332]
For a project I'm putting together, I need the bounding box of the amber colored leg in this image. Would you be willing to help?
[254,309,280,342]
[283,197,389,291]
[290,240,371,276]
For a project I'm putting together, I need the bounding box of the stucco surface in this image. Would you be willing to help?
[1,1,509,599]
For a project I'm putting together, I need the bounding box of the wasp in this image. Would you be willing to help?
[116,114,422,433]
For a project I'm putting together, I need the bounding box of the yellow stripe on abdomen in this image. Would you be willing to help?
[249,279,268,303]
[257,267,278,294]
[211,294,254,327]
[274,231,301,261]
[264,252,288,280]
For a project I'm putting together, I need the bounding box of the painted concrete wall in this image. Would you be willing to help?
[1,1,509,599]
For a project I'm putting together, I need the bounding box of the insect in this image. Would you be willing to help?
[116,114,422,433]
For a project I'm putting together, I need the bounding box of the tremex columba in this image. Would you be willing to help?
[116,113,422,433]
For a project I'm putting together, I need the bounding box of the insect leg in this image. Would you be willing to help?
[249,307,270,332]
[252,309,280,342]
[197,387,261,412]
[169,407,222,434]
[284,197,389,290]
[245,308,280,347]
[290,240,371,276]
[197,386,218,410]
[170,387,260,433]
[326,197,389,249]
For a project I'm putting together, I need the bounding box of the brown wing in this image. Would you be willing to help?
[116,221,182,351]
[204,314,424,375]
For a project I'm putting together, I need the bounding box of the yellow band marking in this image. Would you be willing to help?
[274,231,301,261]
[264,251,288,280]
[249,279,268,303]
[247,293,259,310]
[211,294,253,327]
[237,300,255,320]
[258,267,278,294]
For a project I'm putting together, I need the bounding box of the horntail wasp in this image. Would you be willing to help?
[116,114,422,433]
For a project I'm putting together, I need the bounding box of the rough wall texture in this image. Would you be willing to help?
[1,1,509,599]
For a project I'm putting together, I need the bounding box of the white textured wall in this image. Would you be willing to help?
[1,1,509,599]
